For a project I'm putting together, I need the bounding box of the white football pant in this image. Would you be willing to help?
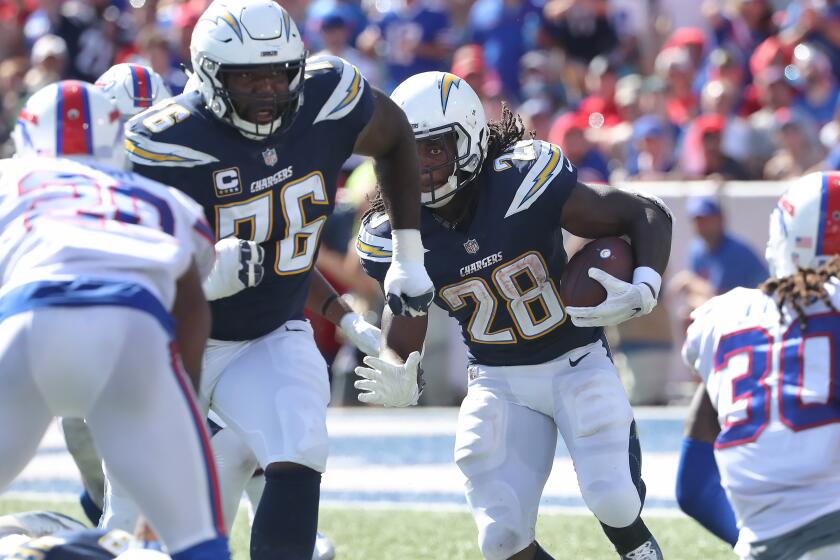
[455,340,642,560]
[0,307,225,554]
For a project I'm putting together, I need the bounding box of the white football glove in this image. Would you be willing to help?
[565,267,659,327]
[202,238,265,301]
[383,229,434,317]
[354,350,422,407]
[339,312,381,356]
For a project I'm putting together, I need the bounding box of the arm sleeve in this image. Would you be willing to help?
[675,437,739,547]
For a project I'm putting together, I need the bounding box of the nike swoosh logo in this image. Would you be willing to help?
[631,307,641,316]
[569,352,590,367]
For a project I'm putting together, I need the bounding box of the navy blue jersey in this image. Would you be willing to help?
[126,55,375,340]
[357,140,602,366]
[3,529,140,559]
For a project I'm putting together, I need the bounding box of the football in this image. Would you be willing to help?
[560,237,634,308]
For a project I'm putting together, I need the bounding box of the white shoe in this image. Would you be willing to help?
[622,539,663,559]
[313,532,335,560]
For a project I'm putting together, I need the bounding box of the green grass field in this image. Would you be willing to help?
[0,498,735,559]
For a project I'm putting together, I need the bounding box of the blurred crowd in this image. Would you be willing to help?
[6,0,840,179]
[0,0,830,404]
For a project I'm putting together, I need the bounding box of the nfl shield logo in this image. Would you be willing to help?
[262,147,278,166]
[464,239,479,254]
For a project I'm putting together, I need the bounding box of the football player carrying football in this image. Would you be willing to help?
[355,72,672,560]
[683,172,840,560]
[117,1,432,558]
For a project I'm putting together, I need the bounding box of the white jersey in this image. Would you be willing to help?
[0,156,214,309]
[683,286,840,549]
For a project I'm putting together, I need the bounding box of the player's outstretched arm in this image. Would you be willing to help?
[354,305,428,407]
[353,89,434,318]
[305,268,381,356]
[675,385,739,546]
[172,260,212,390]
[561,182,673,327]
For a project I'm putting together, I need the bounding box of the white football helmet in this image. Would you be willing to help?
[12,80,125,169]
[766,172,840,278]
[391,71,488,207]
[190,0,306,139]
[95,63,172,120]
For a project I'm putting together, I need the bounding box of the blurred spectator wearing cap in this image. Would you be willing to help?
[746,64,812,170]
[518,49,566,112]
[779,0,840,78]
[686,195,768,294]
[699,78,752,168]
[464,0,544,101]
[622,115,677,181]
[24,0,121,82]
[685,113,751,180]
[359,0,452,92]
[305,0,368,51]
[549,111,609,183]
[517,97,554,142]
[24,33,67,93]
[764,108,826,180]
[704,0,777,67]
[577,55,621,129]
[655,46,698,126]
[665,27,706,70]
[316,9,380,88]
[790,43,839,126]
[451,44,504,122]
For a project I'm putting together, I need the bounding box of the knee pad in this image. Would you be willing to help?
[455,392,507,478]
[581,478,641,529]
[467,479,532,560]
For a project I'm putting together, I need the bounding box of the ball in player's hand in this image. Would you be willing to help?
[560,237,633,307]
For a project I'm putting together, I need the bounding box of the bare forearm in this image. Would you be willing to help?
[375,127,422,230]
[382,306,427,360]
[305,268,352,326]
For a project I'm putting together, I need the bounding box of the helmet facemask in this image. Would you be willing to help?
[198,56,306,140]
[416,123,484,208]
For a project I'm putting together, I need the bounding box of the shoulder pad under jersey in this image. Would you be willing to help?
[356,211,393,263]
[124,96,219,168]
[305,54,368,125]
[492,139,575,218]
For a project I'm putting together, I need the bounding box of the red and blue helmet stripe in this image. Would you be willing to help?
[55,81,94,156]
[128,64,153,109]
[816,172,840,258]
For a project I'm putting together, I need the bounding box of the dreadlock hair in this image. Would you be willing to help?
[760,257,840,329]
[364,103,530,219]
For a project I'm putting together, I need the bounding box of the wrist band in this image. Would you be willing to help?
[321,293,339,316]
[633,266,662,299]
[391,229,425,263]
